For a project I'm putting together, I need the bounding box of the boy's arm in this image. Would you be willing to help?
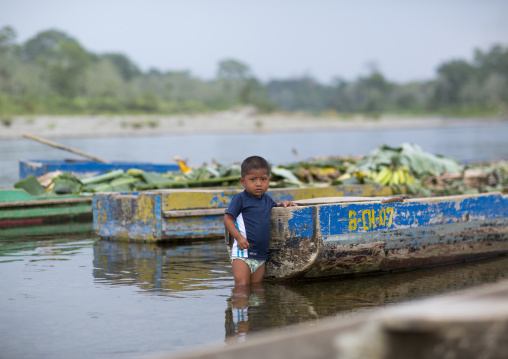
[224,213,250,250]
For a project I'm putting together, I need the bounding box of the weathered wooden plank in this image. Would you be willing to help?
[335,280,508,359]
[294,196,396,206]
[158,188,240,211]
[162,215,225,239]
[0,202,91,219]
[0,197,92,208]
[0,222,93,237]
[163,208,226,218]
[268,184,397,202]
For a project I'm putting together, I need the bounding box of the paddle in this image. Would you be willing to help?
[22,133,111,164]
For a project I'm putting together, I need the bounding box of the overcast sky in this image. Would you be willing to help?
[1,0,507,84]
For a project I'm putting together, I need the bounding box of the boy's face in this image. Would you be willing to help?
[239,168,271,198]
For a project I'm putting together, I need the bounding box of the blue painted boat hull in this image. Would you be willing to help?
[19,159,180,179]
[261,193,508,279]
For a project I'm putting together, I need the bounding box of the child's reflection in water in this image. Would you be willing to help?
[226,283,265,343]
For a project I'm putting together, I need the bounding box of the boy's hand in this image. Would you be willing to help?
[225,213,250,250]
[279,201,297,207]
[236,236,251,250]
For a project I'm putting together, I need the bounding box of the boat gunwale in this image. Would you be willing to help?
[0,196,92,208]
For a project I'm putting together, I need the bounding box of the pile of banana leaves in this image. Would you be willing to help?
[14,143,508,197]
[344,143,507,196]
[15,161,243,196]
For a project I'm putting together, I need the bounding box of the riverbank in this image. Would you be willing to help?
[1,111,506,139]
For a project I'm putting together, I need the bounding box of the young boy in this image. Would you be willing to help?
[224,156,296,285]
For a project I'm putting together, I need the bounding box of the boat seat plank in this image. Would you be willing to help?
[294,196,399,206]
[163,208,226,218]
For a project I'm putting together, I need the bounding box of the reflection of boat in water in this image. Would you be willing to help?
[93,239,231,293]
[224,256,508,341]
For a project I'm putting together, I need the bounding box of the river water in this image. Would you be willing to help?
[1,120,507,188]
[1,121,508,358]
[1,235,508,359]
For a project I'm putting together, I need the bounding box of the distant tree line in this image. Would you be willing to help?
[0,26,506,117]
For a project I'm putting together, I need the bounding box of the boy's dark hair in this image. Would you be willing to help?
[241,156,271,177]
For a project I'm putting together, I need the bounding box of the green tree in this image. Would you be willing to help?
[358,71,392,113]
[239,77,276,112]
[0,26,18,90]
[473,44,508,106]
[0,26,17,56]
[48,40,90,96]
[432,60,476,106]
[215,59,254,109]
[474,44,508,80]
[217,59,251,80]
[267,76,330,112]
[100,53,141,81]
[21,29,90,97]
[21,29,73,62]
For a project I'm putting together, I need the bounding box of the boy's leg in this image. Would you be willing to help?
[250,263,265,283]
[232,258,251,285]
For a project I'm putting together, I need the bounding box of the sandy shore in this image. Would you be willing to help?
[0,110,505,140]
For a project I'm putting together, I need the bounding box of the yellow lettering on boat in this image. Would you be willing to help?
[379,207,386,226]
[386,207,394,227]
[348,210,357,231]
[362,210,370,230]
[347,206,395,232]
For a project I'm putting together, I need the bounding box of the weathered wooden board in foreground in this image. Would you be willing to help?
[93,184,397,240]
[263,192,508,279]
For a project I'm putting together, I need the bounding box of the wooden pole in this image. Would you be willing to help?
[22,133,111,164]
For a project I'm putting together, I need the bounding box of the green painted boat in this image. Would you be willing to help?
[0,189,93,238]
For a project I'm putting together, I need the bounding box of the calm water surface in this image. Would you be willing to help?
[1,235,508,359]
[1,122,508,358]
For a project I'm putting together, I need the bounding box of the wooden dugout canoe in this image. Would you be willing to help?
[226,192,508,280]
[93,184,399,241]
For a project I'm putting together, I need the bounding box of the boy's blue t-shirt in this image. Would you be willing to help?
[225,190,277,260]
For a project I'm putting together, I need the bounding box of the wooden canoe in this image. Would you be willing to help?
[19,159,180,179]
[0,189,93,237]
[93,184,400,241]
[226,192,508,279]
